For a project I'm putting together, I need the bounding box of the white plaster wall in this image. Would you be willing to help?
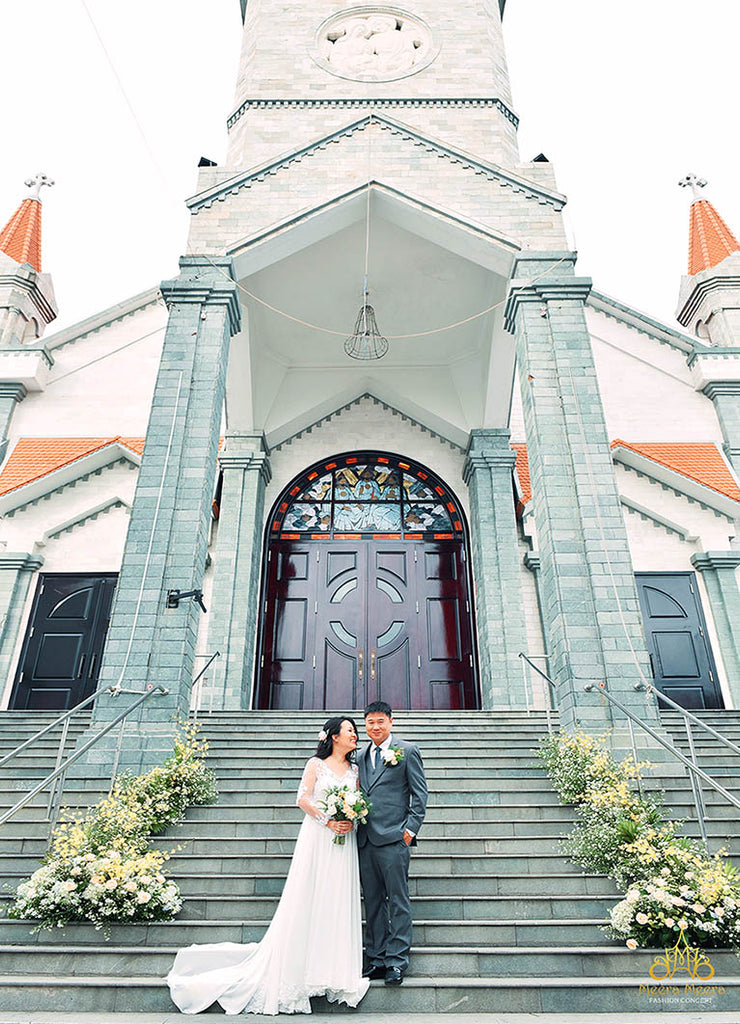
[0,461,137,561]
[10,301,167,439]
[616,463,735,561]
[587,308,723,443]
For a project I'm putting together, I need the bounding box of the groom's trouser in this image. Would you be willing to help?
[359,840,412,971]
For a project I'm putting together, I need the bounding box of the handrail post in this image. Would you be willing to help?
[189,651,220,728]
[626,717,644,803]
[684,717,708,845]
[46,716,70,823]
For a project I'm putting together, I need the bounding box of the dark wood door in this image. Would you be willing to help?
[258,539,477,710]
[10,574,117,711]
[636,572,722,710]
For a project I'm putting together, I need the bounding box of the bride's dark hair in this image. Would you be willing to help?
[315,715,358,763]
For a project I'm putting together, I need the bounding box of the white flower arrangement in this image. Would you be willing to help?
[10,724,215,934]
[540,729,740,951]
[382,747,404,767]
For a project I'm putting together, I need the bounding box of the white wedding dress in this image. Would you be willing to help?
[166,758,369,1015]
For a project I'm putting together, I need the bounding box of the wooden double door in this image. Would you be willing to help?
[257,539,477,710]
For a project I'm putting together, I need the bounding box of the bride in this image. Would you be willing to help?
[166,716,370,1015]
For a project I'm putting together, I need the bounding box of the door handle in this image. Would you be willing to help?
[370,649,376,680]
[648,653,655,678]
[358,648,363,681]
[77,654,86,679]
[88,653,97,679]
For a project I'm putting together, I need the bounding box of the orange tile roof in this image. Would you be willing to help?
[512,443,531,512]
[0,437,144,497]
[688,199,740,275]
[611,440,740,502]
[0,198,43,272]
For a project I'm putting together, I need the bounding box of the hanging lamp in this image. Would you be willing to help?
[344,289,389,360]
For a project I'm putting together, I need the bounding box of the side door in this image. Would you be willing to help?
[10,574,117,711]
[635,572,723,709]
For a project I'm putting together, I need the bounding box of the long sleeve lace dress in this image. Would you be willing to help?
[166,757,369,1015]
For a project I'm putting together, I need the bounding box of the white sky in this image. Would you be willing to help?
[1,0,738,334]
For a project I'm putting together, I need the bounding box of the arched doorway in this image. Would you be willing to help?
[255,452,478,710]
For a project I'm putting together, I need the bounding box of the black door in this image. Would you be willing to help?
[10,574,117,711]
[636,572,722,710]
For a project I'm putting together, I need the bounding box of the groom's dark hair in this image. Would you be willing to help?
[364,700,393,718]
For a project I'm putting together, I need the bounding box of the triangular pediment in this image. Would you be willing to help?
[187,114,566,216]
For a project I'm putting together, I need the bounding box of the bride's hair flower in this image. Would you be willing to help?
[317,730,328,742]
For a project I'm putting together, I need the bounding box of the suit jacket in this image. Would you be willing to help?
[357,735,428,847]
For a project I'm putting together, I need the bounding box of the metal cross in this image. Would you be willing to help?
[24,173,54,200]
[678,173,707,201]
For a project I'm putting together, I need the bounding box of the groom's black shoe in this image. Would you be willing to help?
[384,967,404,986]
[363,965,386,980]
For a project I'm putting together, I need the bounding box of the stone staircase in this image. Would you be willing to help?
[0,709,739,1014]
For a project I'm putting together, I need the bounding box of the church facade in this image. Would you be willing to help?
[0,0,739,762]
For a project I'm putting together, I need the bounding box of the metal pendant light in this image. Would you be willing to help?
[344,290,389,360]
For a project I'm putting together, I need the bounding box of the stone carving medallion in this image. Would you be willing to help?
[313,7,437,82]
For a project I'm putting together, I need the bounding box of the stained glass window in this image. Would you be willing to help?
[272,454,464,539]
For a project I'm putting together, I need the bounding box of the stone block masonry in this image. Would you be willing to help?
[505,255,661,738]
[79,257,241,773]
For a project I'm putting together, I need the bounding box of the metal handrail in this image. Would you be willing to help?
[584,681,740,844]
[0,685,169,831]
[646,682,740,758]
[0,682,114,771]
[517,652,740,845]
[519,652,556,734]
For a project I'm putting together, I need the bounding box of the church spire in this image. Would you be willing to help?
[0,174,54,273]
[676,175,740,345]
[0,175,58,347]
[679,173,740,276]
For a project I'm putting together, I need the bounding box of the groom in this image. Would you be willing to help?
[357,700,428,986]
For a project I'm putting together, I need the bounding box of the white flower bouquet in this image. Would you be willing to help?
[319,784,372,845]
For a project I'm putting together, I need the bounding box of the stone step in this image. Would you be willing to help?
[0,817,579,839]
[0,972,736,1014]
[6,941,733,979]
[0,917,611,947]
[0,890,618,924]
[0,849,609,878]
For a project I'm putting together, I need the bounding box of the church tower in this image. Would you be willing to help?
[88,0,661,762]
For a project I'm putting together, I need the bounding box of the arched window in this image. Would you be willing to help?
[270,452,464,540]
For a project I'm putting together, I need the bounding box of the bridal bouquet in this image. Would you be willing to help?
[319,785,372,845]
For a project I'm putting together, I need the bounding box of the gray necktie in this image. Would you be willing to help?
[373,745,383,771]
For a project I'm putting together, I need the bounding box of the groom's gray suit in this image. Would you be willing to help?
[357,736,428,973]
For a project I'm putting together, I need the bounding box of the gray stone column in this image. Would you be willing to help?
[86,257,241,771]
[463,428,529,708]
[701,382,740,475]
[0,552,43,702]
[206,433,271,710]
[505,257,659,737]
[0,383,26,460]
[691,551,740,703]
